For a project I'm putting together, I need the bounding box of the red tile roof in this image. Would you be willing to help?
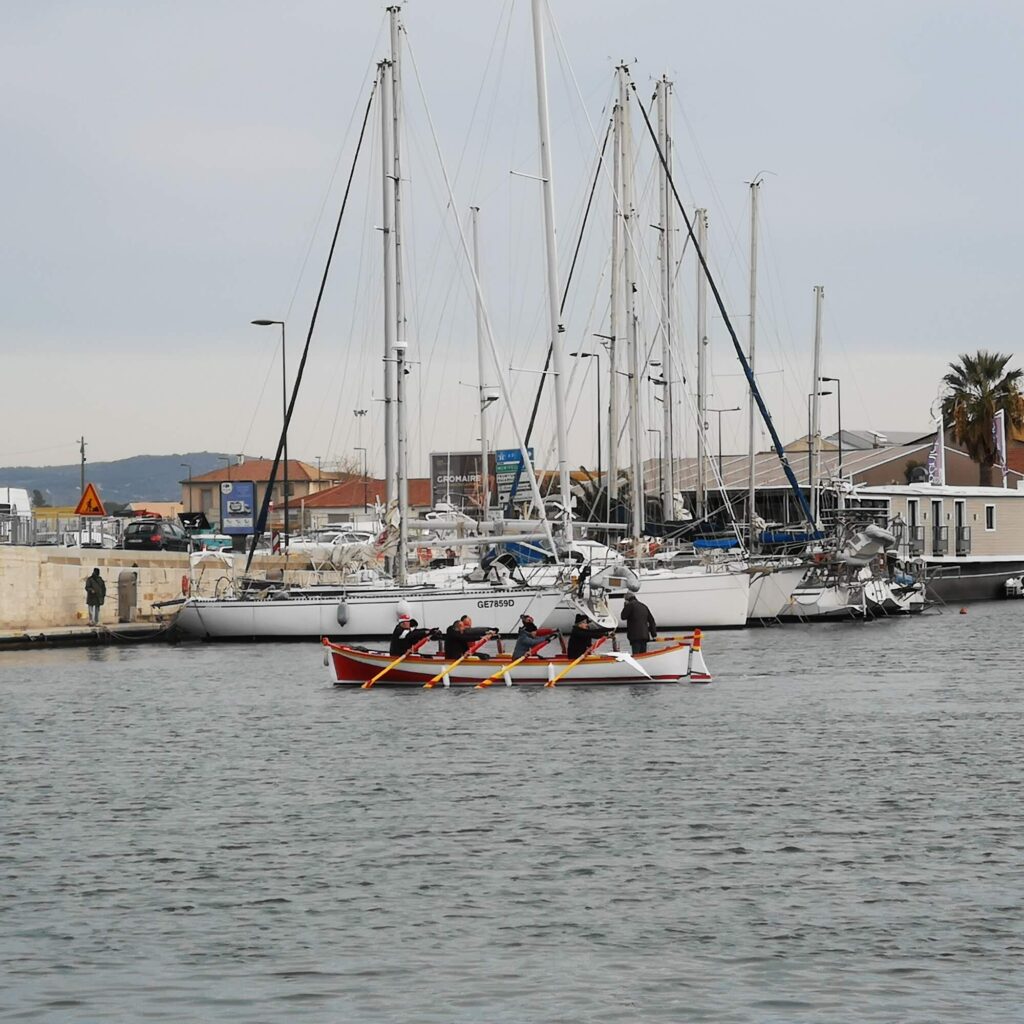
[300,477,432,508]
[187,460,328,484]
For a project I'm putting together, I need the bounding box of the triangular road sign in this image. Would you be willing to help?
[74,483,107,517]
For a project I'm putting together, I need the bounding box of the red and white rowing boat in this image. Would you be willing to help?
[321,631,711,687]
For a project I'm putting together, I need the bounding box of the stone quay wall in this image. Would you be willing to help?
[0,547,312,630]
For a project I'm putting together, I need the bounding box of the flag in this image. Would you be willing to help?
[993,408,1008,487]
[927,419,944,485]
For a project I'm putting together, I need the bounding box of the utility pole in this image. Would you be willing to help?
[79,437,86,498]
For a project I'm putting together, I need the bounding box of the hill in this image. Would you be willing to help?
[0,452,239,506]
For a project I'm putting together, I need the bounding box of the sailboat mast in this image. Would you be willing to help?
[471,206,491,513]
[617,64,644,545]
[810,284,824,526]
[695,208,708,520]
[656,76,675,523]
[747,180,759,545]
[529,0,573,544]
[607,97,622,513]
[379,60,397,518]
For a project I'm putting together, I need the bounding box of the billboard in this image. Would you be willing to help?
[429,451,496,513]
[495,447,534,505]
[219,480,256,535]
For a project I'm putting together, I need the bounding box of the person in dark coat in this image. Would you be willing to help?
[621,593,656,654]
[566,614,612,659]
[389,617,437,656]
[444,616,496,659]
[84,568,106,625]
[511,614,556,659]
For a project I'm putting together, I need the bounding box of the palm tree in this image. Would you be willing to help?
[941,350,1024,485]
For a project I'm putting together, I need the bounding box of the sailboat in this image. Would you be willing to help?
[174,8,580,642]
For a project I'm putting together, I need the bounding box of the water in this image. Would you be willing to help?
[3,606,1022,1022]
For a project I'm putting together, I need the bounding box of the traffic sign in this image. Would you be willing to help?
[74,483,107,517]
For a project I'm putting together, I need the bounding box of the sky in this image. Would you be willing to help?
[3,1,1022,477]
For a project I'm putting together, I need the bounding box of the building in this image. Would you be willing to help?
[297,477,433,530]
[180,459,343,529]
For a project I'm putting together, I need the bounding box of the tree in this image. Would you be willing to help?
[31,488,49,508]
[941,350,1024,486]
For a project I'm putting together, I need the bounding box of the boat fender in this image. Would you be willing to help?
[181,574,190,596]
[337,600,349,626]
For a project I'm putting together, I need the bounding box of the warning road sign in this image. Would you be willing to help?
[74,483,107,517]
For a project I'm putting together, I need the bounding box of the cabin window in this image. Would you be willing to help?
[985,505,996,531]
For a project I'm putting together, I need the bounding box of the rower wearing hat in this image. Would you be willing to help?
[389,614,438,656]
[511,612,557,659]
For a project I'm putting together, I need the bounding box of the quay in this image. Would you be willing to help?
[0,545,303,649]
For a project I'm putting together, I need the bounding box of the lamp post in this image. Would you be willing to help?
[708,407,741,480]
[180,462,193,514]
[819,376,843,480]
[252,319,289,550]
[354,447,368,513]
[316,455,322,487]
[570,351,601,485]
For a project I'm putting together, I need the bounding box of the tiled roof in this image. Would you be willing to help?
[185,460,330,484]
[300,477,432,508]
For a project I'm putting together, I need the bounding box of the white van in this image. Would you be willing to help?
[0,487,32,517]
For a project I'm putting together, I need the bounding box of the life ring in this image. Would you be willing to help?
[181,574,191,595]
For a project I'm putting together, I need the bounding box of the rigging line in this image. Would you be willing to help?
[507,112,613,506]
[246,76,379,573]
[627,74,814,530]
[403,28,559,555]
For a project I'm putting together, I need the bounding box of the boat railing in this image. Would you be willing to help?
[932,525,949,556]
[955,525,972,557]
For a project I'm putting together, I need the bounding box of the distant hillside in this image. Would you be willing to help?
[0,452,239,506]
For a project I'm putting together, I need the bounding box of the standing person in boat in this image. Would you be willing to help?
[511,613,557,659]
[84,567,106,626]
[566,613,613,659]
[444,616,496,659]
[621,593,657,654]
[389,616,438,656]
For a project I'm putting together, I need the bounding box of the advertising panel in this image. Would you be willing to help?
[495,447,534,505]
[429,452,496,513]
[219,480,256,536]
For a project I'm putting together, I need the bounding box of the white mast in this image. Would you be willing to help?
[529,0,573,544]
[695,208,709,520]
[618,64,644,545]
[379,60,397,520]
[747,180,760,544]
[656,75,675,522]
[810,284,824,526]
[388,6,409,583]
[607,96,622,514]
[471,206,492,513]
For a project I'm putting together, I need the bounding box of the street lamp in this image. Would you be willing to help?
[708,407,741,479]
[570,351,601,485]
[354,447,368,513]
[315,455,322,487]
[252,319,289,550]
[819,375,843,480]
[180,462,193,513]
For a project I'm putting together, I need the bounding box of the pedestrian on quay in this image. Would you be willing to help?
[621,593,656,655]
[84,568,106,626]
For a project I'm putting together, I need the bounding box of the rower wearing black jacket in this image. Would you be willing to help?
[389,617,439,656]
[444,615,496,659]
[566,614,613,659]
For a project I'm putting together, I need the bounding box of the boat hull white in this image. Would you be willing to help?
[175,585,563,640]
[628,567,750,628]
[747,565,809,620]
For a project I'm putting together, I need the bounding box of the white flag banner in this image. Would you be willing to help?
[927,419,945,485]
[993,408,1008,486]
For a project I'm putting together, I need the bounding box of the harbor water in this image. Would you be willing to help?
[3,606,1022,1022]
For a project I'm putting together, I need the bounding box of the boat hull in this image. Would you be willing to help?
[324,639,696,686]
[917,557,1024,603]
[747,565,808,620]
[175,585,563,640]
[630,567,750,628]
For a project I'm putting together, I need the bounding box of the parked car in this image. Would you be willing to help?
[121,519,191,552]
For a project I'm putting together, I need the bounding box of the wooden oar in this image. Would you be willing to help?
[361,633,434,689]
[475,635,556,689]
[544,635,609,688]
[424,632,495,689]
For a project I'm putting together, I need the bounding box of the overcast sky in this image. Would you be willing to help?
[3,1,1021,475]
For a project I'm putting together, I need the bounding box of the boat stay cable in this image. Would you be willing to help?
[245,79,380,574]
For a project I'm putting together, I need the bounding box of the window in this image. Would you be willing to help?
[985,505,996,531]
